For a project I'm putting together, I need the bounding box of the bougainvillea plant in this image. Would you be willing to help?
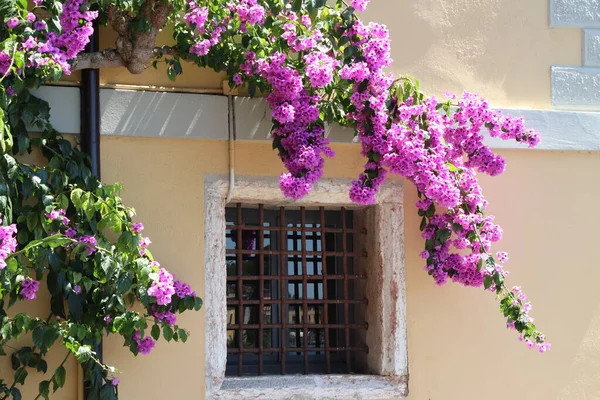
[0,0,548,397]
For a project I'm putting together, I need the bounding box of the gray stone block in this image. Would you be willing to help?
[551,0,600,27]
[552,66,600,110]
[584,29,600,66]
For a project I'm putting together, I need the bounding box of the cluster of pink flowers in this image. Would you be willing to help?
[233,0,266,28]
[1,0,97,77]
[184,1,209,29]
[280,14,323,53]
[147,265,196,306]
[154,310,177,326]
[174,280,195,298]
[351,0,371,11]
[147,267,175,306]
[378,92,539,286]
[20,278,40,300]
[130,222,151,256]
[253,52,335,199]
[185,0,229,56]
[0,51,12,78]
[46,209,70,225]
[138,237,151,256]
[304,51,339,89]
[510,286,551,353]
[77,235,98,257]
[133,330,155,355]
[0,216,17,270]
[342,21,393,204]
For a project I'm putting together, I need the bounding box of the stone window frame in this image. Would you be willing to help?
[204,175,408,400]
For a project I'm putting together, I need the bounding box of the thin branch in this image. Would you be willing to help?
[152,46,180,59]
[33,351,70,400]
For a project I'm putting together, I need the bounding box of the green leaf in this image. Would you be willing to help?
[99,384,117,400]
[494,272,503,287]
[26,212,38,231]
[116,273,133,294]
[178,329,188,343]
[54,365,66,388]
[57,193,69,210]
[163,325,173,342]
[80,192,92,214]
[194,297,203,311]
[10,387,21,400]
[39,380,50,399]
[14,367,27,385]
[11,352,20,370]
[1,320,12,340]
[435,229,451,243]
[75,345,92,363]
[67,293,83,321]
[151,324,160,340]
[70,188,83,209]
[483,275,493,290]
[485,255,495,272]
[445,162,459,172]
[36,359,48,374]
[32,326,59,353]
[167,65,176,82]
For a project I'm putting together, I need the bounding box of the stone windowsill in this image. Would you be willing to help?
[213,374,408,400]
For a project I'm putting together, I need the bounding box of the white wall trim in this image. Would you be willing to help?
[203,175,408,400]
[29,85,600,151]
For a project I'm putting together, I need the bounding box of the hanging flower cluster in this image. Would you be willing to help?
[181,0,546,350]
[1,0,95,81]
[0,0,550,397]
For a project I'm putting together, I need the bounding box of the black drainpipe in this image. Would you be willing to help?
[80,12,102,399]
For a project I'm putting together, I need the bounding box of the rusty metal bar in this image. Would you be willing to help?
[342,207,351,372]
[227,225,363,233]
[227,323,368,329]
[227,346,368,354]
[301,207,309,374]
[320,207,331,373]
[226,274,367,281]
[227,299,368,305]
[226,249,364,257]
[236,203,243,376]
[279,206,287,374]
[258,204,264,375]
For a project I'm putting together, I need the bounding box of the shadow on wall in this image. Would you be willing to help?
[99,89,229,139]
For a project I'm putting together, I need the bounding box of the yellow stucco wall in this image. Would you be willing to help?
[92,139,600,400]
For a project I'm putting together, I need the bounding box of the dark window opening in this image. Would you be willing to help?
[225,204,368,376]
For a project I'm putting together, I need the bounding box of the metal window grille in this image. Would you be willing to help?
[225,204,368,376]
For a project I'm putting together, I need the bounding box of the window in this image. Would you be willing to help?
[204,176,408,399]
[225,204,368,376]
